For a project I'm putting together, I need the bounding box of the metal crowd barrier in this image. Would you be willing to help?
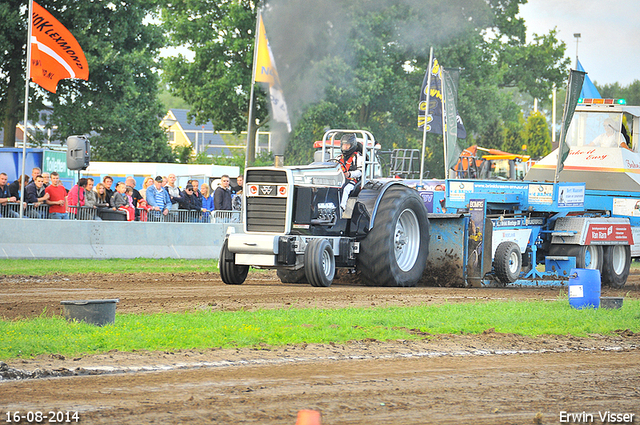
[0,202,49,219]
[68,206,100,220]
[0,202,243,224]
[212,210,241,223]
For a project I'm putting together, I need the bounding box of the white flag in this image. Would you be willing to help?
[269,84,291,132]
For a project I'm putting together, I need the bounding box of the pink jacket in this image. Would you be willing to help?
[66,185,85,208]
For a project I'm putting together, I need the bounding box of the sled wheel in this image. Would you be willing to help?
[277,268,308,284]
[548,244,604,271]
[575,245,603,270]
[601,245,630,289]
[494,241,522,284]
[358,186,430,287]
[304,239,335,287]
[220,239,249,285]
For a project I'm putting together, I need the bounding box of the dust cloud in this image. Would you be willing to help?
[260,0,491,154]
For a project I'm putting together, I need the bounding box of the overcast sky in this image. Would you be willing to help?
[519,0,640,86]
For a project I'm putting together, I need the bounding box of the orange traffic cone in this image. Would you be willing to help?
[296,409,321,425]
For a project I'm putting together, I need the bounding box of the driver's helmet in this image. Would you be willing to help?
[340,133,357,157]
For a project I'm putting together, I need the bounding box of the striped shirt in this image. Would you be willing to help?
[154,188,165,209]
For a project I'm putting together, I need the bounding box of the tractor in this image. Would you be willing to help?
[220,129,430,287]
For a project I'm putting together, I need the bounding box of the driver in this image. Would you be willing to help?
[590,118,630,149]
[337,133,363,212]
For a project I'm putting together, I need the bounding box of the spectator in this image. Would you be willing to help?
[141,177,154,200]
[94,183,110,208]
[9,175,29,200]
[214,174,233,211]
[45,172,68,219]
[146,175,171,221]
[201,183,214,211]
[84,178,97,207]
[190,179,202,205]
[83,178,107,220]
[231,175,243,211]
[0,172,19,218]
[125,177,143,206]
[111,184,134,221]
[24,175,49,218]
[201,182,214,222]
[103,176,114,207]
[24,174,49,205]
[111,182,128,208]
[178,183,202,221]
[231,175,243,195]
[125,177,143,221]
[42,172,50,188]
[31,167,41,183]
[164,173,181,211]
[67,178,87,218]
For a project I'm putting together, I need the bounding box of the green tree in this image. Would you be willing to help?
[597,80,640,106]
[160,1,265,155]
[0,0,46,147]
[159,0,569,176]
[1,1,173,162]
[501,114,525,153]
[522,111,551,159]
[477,120,506,151]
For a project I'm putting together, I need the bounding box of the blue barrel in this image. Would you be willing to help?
[568,268,601,309]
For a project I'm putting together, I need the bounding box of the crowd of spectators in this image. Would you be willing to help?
[0,168,243,222]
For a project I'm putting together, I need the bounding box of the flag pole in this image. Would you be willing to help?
[419,46,434,187]
[245,10,262,170]
[20,0,34,218]
[440,66,447,179]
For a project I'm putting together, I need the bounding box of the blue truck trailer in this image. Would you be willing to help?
[421,99,638,288]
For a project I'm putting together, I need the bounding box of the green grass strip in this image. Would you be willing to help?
[0,258,220,275]
[1,299,638,360]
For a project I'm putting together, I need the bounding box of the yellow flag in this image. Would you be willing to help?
[254,13,280,85]
[253,12,291,132]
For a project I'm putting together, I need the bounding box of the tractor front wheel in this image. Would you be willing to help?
[304,239,335,287]
[220,239,249,285]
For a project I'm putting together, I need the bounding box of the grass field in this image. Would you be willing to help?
[0,258,220,275]
[1,300,639,361]
[1,258,638,361]
[1,258,639,276]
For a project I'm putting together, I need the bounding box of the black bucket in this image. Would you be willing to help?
[600,297,624,309]
[60,299,119,326]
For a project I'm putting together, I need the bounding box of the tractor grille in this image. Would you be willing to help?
[246,169,288,184]
[245,169,288,233]
[246,197,287,233]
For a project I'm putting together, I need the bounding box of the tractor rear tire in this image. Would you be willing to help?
[494,241,522,284]
[357,186,430,287]
[220,239,249,285]
[304,239,335,287]
[601,245,630,289]
[277,268,308,284]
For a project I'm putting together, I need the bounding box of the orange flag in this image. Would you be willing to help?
[30,1,89,93]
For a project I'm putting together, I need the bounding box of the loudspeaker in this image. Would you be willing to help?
[66,135,91,170]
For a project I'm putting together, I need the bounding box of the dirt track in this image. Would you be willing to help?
[1,271,639,424]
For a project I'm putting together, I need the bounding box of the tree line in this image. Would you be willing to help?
[1,0,637,175]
